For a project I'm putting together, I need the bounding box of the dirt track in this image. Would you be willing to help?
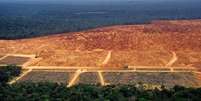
[98,71,105,85]
[67,69,82,87]
[166,52,178,67]
[101,51,112,66]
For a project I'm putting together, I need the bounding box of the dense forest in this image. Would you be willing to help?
[0,1,201,39]
[0,65,201,101]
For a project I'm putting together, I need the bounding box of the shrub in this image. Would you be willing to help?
[0,65,21,84]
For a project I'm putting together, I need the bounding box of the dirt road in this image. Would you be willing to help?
[166,52,178,67]
[102,51,112,66]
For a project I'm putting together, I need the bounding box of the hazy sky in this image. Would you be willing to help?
[1,0,125,1]
[0,0,196,4]
[0,0,173,2]
[0,0,123,3]
[0,0,139,4]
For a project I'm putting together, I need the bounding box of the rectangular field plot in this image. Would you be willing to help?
[106,51,171,68]
[103,72,137,85]
[0,56,30,65]
[35,51,107,67]
[17,71,75,84]
[103,72,201,88]
[76,72,100,85]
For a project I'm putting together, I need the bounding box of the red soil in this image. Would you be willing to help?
[0,19,201,68]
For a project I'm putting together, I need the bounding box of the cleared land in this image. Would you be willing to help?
[14,70,201,88]
[34,51,107,67]
[0,56,31,66]
[0,20,201,69]
[103,72,201,88]
[18,71,75,84]
[75,72,100,85]
[0,20,201,87]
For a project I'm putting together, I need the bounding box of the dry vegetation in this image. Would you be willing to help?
[0,20,201,69]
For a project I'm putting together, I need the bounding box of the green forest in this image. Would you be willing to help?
[1,1,201,39]
[0,66,201,101]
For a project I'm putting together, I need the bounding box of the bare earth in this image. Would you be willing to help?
[2,19,201,87]
[0,19,201,70]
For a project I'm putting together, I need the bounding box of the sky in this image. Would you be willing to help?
[0,0,124,2]
[0,0,197,4]
[0,0,118,3]
[0,0,173,3]
[0,0,139,4]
